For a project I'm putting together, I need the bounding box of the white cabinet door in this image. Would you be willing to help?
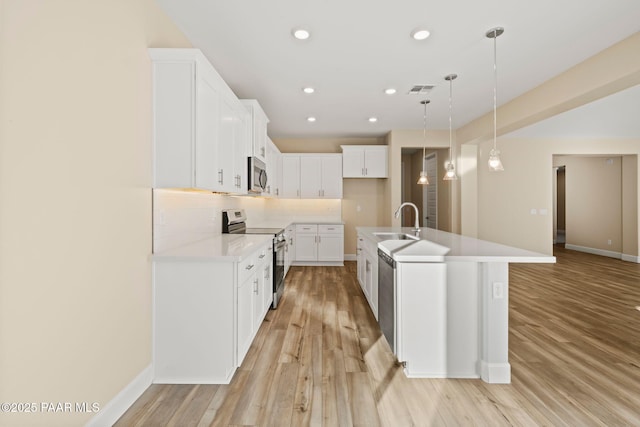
[318,234,344,262]
[216,95,239,193]
[241,99,269,162]
[320,155,343,198]
[300,156,322,198]
[265,139,280,197]
[356,235,365,287]
[232,103,248,193]
[340,145,388,178]
[295,234,318,261]
[364,147,388,178]
[262,262,273,314]
[281,155,301,198]
[342,148,365,178]
[284,225,294,276]
[237,275,254,365]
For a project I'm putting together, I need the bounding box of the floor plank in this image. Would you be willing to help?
[117,247,640,426]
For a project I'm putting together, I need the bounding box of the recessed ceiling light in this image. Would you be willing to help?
[385,88,397,95]
[411,29,430,40]
[303,87,315,94]
[368,117,378,123]
[292,28,310,40]
[307,116,316,122]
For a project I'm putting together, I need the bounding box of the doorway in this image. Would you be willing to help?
[554,166,566,244]
[423,153,437,228]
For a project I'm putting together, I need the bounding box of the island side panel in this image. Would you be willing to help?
[479,262,510,383]
[446,262,480,378]
[396,262,447,377]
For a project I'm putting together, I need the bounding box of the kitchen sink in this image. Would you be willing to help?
[373,232,420,241]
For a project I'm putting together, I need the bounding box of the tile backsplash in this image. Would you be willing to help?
[153,189,342,252]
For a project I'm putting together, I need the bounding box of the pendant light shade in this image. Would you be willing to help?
[417,100,430,185]
[486,27,504,172]
[443,73,458,181]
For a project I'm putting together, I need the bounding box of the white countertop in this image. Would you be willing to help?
[152,234,273,262]
[358,227,556,263]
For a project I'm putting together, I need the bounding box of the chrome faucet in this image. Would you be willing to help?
[394,202,420,236]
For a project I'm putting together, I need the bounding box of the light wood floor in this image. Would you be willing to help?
[116,247,640,426]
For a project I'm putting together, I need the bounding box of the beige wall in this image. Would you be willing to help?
[458,32,640,255]
[473,138,640,255]
[559,156,623,253]
[0,1,191,426]
[272,137,386,256]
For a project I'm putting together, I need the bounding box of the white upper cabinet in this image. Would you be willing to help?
[341,145,388,178]
[281,154,301,198]
[264,138,281,198]
[285,154,342,199]
[241,100,269,163]
[150,48,247,193]
[299,155,342,198]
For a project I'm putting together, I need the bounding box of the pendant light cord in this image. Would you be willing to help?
[423,100,427,171]
[493,32,498,151]
[449,78,453,163]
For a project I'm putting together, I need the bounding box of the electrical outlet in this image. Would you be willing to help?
[492,282,504,299]
[607,239,612,245]
[530,209,537,215]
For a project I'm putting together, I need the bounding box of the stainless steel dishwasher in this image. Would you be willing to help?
[377,248,396,353]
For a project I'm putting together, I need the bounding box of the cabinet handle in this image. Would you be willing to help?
[318,235,321,244]
[365,168,368,176]
[218,169,224,185]
[245,264,255,270]
[275,188,279,196]
[253,279,259,294]
[261,147,265,157]
[259,253,265,259]
[362,168,365,176]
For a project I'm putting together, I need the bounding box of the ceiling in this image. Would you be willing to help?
[156,0,640,139]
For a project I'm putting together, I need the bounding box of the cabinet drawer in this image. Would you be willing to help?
[296,224,318,234]
[237,253,257,285]
[319,224,343,234]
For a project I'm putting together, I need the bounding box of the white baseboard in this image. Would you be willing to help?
[480,361,511,384]
[343,254,356,261]
[565,244,622,260]
[85,364,153,427]
[622,253,640,263]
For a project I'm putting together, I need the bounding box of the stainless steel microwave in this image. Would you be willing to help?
[248,156,267,193]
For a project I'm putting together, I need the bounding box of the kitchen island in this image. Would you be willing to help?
[356,226,555,384]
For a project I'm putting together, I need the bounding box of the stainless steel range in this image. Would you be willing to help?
[222,209,286,308]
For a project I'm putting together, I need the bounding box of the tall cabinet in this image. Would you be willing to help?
[150,48,247,193]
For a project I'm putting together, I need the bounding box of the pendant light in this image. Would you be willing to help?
[486,27,504,172]
[417,99,430,185]
[443,74,458,180]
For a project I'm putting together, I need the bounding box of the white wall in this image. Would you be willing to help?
[0,1,191,426]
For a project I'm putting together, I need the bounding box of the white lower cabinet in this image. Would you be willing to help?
[284,224,295,276]
[154,240,272,384]
[357,232,379,319]
[294,224,344,265]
